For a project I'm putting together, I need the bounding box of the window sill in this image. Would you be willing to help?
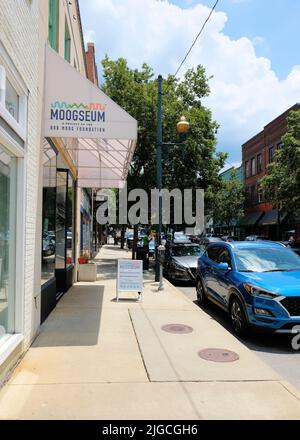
[0,334,24,366]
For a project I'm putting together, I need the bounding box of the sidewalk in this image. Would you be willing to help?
[0,245,300,419]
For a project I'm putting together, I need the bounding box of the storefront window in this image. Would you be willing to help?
[41,142,57,284]
[66,175,74,266]
[80,189,92,256]
[0,144,16,342]
[56,168,75,270]
[56,170,67,270]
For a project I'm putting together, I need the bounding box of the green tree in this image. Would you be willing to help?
[207,170,245,232]
[260,110,300,217]
[101,57,226,206]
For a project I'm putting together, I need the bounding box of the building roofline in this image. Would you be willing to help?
[75,0,88,78]
[242,130,264,148]
[242,103,300,148]
[264,103,300,130]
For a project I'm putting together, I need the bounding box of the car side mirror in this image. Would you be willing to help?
[218,262,231,271]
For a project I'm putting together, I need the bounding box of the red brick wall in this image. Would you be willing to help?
[85,42,99,86]
[242,103,300,213]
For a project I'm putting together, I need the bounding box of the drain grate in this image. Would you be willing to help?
[198,348,239,363]
[161,324,194,334]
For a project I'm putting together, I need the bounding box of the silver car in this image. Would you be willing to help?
[163,243,205,283]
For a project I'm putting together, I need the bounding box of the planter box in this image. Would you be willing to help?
[78,263,97,282]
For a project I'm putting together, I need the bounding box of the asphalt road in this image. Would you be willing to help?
[175,282,300,391]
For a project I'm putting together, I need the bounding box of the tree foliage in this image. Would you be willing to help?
[260,110,300,217]
[207,170,245,230]
[101,57,226,206]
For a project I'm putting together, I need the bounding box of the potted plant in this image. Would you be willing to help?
[78,251,89,264]
[77,251,97,281]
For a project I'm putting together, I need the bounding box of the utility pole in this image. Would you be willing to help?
[155,75,163,282]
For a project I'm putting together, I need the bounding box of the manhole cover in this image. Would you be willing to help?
[161,324,193,334]
[198,348,239,363]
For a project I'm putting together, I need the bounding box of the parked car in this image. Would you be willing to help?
[173,231,191,243]
[198,236,224,246]
[163,243,205,283]
[222,235,239,242]
[196,241,300,336]
[245,235,270,241]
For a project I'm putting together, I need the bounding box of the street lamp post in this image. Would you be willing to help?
[155,75,163,282]
[155,75,190,286]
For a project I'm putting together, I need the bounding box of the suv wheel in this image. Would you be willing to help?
[196,278,207,305]
[230,296,248,336]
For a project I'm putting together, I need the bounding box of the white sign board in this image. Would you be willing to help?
[117,259,143,302]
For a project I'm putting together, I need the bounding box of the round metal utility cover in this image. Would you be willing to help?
[161,324,193,334]
[198,348,239,363]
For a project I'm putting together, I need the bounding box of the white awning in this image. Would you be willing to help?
[44,45,137,188]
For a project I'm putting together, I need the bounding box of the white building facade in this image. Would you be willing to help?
[0,0,42,379]
[0,0,137,383]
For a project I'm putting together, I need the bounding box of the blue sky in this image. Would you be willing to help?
[79,0,300,168]
[171,0,300,80]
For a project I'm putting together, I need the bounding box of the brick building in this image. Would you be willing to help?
[85,42,99,86]
[241,103,300,240]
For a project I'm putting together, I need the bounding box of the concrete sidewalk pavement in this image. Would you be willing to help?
[0,245,300,420]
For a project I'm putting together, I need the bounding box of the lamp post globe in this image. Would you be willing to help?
[176,116,190,134]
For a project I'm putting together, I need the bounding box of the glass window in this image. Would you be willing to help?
[218,248,232,266]
[49,0,59,51]
[64,19,71,63]
[5,78,19,122]
[170,245,204,257]
[250,185,256,204]
[56,170,67,270]
[41,141,57,285]
[234,247,300,273]
[207,246,223,262]
[0,144,16,342]
[258,188,263,203]
[269,146,275,163]
[245,161,250,178]
[251,158,255,176]
[66,174,74,266]
[257,154,262,173]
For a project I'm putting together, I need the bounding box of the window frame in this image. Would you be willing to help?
[251,157,255,176]
[257,153,262,174]
[49,0,59,52]
[258,188,263,204]
[269,145,275,163]
[64,18,71,63]
[245,160,250,178]
[0,45,28,143]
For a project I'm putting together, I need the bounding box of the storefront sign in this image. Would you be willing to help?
[44,45,137,140]
[117,259,143,302]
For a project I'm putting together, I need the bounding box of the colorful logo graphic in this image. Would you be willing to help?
[51,101,106,111]
[50,101,106,124]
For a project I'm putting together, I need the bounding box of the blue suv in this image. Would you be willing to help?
[196,241,300,336]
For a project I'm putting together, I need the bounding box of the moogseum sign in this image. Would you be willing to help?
[49,101,106,135]
[96,185,205,233]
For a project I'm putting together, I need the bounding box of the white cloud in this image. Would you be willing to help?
[252,36,265,46]
[80,0,300,162]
